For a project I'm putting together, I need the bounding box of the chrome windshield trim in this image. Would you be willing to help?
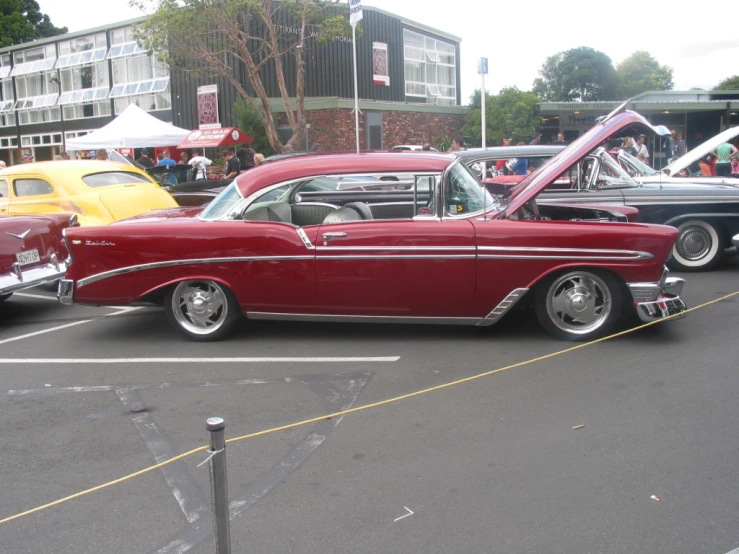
[296,228,315,250]
[197,182,245,222]
[76,256,314,289]
[477,288,529,327]
[247,312,481,326]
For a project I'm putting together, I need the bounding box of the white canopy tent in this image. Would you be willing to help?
[65,104,191,150]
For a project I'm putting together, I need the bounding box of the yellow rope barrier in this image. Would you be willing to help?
[1,290,737,526]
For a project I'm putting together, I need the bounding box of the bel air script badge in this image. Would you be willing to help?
[85,240,116,246]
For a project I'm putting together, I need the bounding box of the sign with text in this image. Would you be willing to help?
[178,127,253,150]
[477,57,488,75]
[197,84,221,129]
[349,0,363,26]
[373,42,389,86]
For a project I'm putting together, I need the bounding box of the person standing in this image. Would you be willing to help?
[253,153,265,166]
[635,135,650,166]
[447,137,465,152]
[552,132,567,145]
[157,150,177,167]
[96,148,109,160]
[495,135,513,175]
[510,142,529,175]
[237,144,256,171]
[188,150,212,180]
[222,148,240,180]
[712,142,738,177]
[136,148,155,168]
[529,133,542,145]
[622,137,637,156]
[674,133,687,157]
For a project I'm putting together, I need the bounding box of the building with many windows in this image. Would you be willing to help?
[0,6,467,165]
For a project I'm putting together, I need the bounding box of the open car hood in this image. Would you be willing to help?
[504,110,670,217]
[663,125,739,176]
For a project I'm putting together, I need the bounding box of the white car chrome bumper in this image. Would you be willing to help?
[0,257,68,296]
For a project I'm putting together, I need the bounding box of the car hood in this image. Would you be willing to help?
[663,125,739,176]
[504,110,670,217]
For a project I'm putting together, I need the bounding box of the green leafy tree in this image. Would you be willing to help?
[715,75,739,90]
[464,87,540,146]
[132,0,351,152]
[532,47,619,101]
[616,51,673,97]
[232,98,274,156]
[0,0,67,47]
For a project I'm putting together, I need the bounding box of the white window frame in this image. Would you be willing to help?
[109,77,169,98]
[58,87,109,105]
[56,48,107,69]
[14,94,59,111]
[402,29,457,106]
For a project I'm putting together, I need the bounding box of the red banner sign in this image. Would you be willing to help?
[178,127,253,149]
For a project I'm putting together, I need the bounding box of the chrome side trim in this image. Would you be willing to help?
[477,288,529,327]
[246,312,481,326]
[76,256,314,289]
[477,246,653,261]
[662,212,739,227]
[296,228,315,250]
[317,245,476,252]
[318,255,476,260]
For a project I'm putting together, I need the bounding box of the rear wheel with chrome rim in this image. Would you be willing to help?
[668,220,724,272]
[535,269,623,341]
[165,280,241,341]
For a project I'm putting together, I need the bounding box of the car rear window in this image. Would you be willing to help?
[14,178,54,196]
[82,171,152,188]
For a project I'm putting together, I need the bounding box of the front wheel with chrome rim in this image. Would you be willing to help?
[165,280,241,341]
[668,219,725,272]
[535,269,623,341]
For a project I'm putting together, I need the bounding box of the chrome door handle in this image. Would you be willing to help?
[322,232,347,240]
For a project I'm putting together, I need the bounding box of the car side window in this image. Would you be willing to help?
[0,179,8,198]
[242,184,291,216]
[14,178,54,197]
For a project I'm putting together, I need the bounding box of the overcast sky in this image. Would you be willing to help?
[40,0,739,103]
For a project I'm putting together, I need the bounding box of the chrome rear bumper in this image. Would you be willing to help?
[628,276,686,323]
[57,279,75,305]
[0,258,68,296]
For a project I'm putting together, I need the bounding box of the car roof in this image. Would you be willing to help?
[0,160,144,177]
[235,152,456,197]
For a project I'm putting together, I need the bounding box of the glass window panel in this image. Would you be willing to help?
[437,65,455,86]
[111,29,125,45]
[427,85,441,97]
[108,45,123,58]
[122,43,136,55]
[127,56,153,81]
[138,81,153,93]
[425,37,436,50]
[95,88,108,100]
[110,84,125,97]
[43,59,56,70]
[155,93,171,110]
[405,82,426,96]
[404,46,424,61]
[111,59,126,84]
[439,85,455,98]
[438,53,454,65]
[124,83,139,95]
[82,89,95,102]
[59,92,73,104]
[403,29,424,47]
[93,49,106,61]
[152,78,169,92]
[81,51,93,63]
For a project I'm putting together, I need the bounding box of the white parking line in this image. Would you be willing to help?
[0,307,143,346]
[0,356,400,364]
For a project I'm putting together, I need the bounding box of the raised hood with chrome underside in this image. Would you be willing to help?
[663,125,739,177]
[503,110,671,218]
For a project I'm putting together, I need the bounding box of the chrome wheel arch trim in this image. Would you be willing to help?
[662,212,739,228]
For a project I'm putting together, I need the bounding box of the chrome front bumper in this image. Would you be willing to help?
[732,233,739,248]
[0,258,68,296]
[628,276,687,323]
[57,279,75,305]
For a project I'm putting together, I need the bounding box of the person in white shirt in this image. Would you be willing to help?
[635,135,650,166]
[188,150,212,180]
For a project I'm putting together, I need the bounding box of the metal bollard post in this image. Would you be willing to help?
[206,417,231,554]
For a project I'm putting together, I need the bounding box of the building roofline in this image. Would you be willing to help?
[268,96,468,114]
[0,15,149,55]
[364,5,461,42]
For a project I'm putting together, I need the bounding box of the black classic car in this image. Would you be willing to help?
[457,141,739,271]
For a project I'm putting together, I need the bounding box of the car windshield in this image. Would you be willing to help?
[445,163,498,216]
[199,182,243,220]
[618,149,658,176]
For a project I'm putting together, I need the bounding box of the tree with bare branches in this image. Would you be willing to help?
[131,0,351,152]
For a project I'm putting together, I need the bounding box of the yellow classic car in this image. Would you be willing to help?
[0,160,178,225]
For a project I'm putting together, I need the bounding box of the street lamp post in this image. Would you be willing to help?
[50,76,66,154]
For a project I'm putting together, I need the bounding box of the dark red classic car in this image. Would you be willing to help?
[1,213,76,301]
[58,110,687,341]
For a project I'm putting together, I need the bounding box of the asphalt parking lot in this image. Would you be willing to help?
[2,254,739,554]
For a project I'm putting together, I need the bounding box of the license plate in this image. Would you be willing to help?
[16,248,40,266]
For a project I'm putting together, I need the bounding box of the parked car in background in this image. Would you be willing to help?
[391,145,438,151]
[458,140,739,271]
[59,109,686,342]
[0,161,178,226]
[0,213,76,301]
